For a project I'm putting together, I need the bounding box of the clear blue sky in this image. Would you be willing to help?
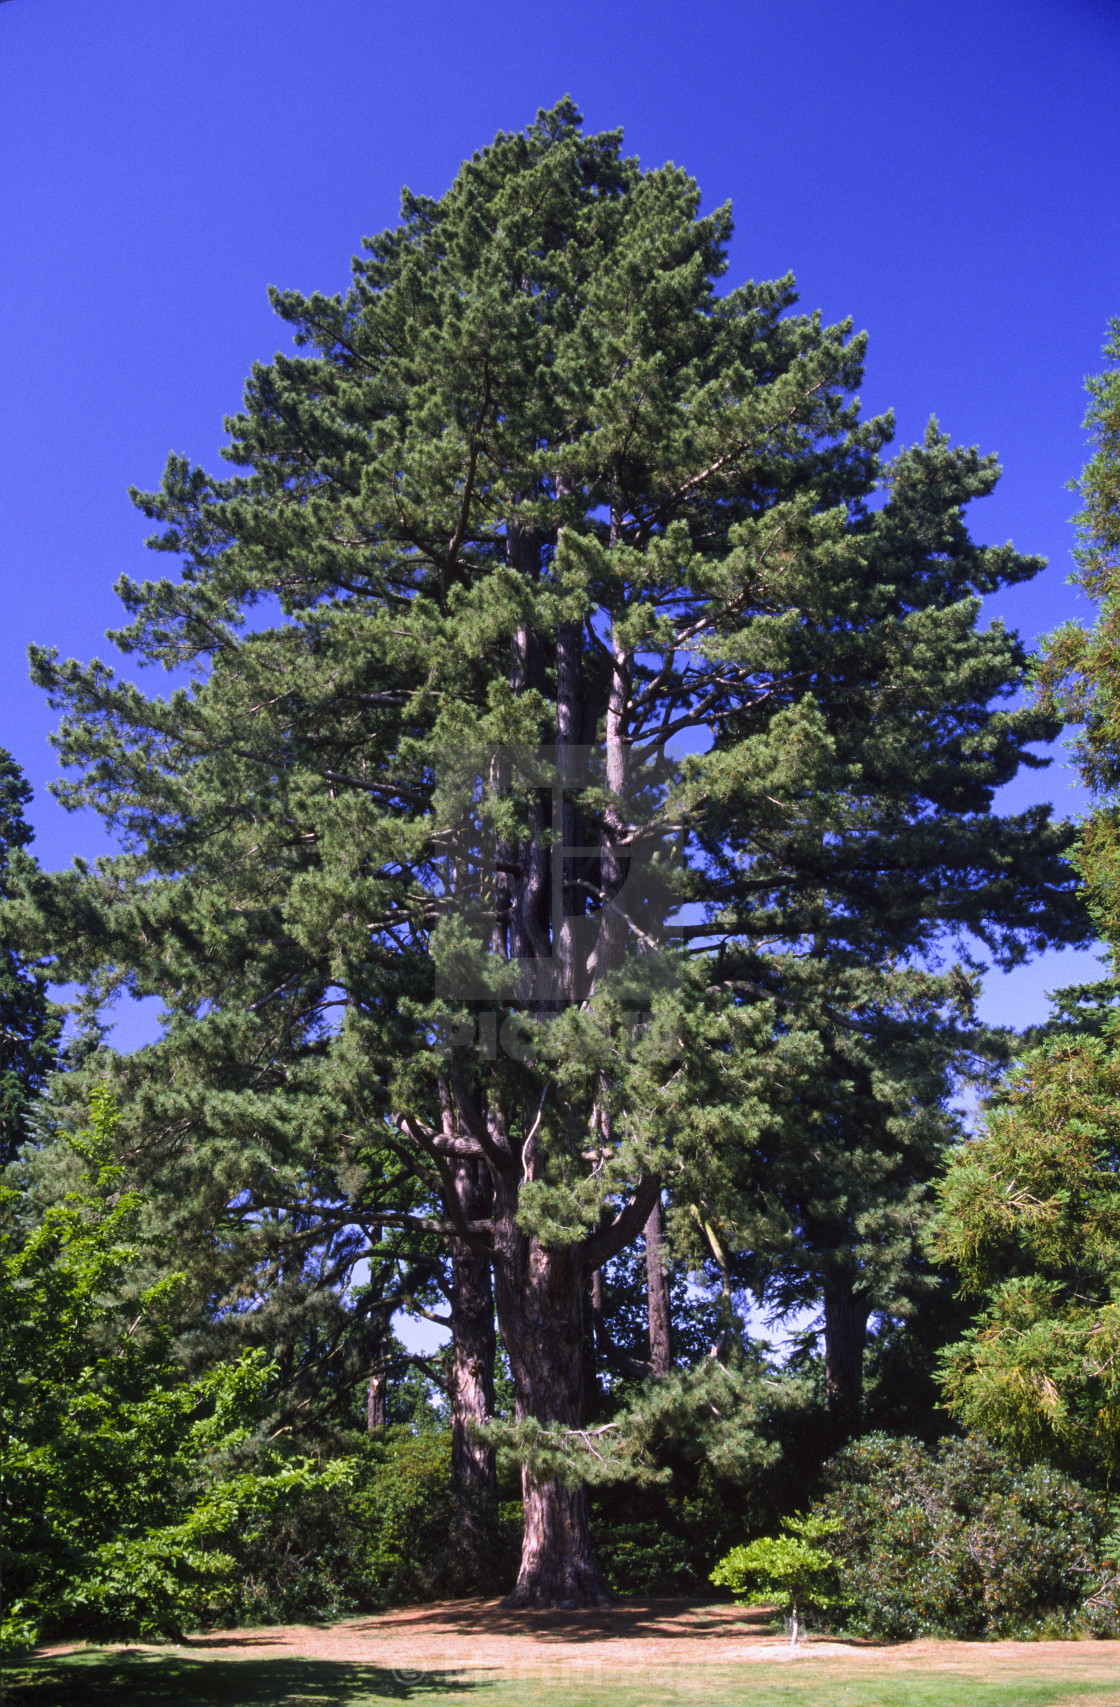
[2,0,1118,1041]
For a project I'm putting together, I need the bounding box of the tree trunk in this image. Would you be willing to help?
[484,540,625,1607]
[366,1368,387,1430]
[582,1272,602,1423]
[514,1474,606,1608]
[644,1196,672,1378]
[822,1269,869,1444]
[448,1157,498,1578]
[493,1195,615,1608]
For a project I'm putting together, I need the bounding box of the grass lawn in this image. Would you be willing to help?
[5,1649,1120,1707]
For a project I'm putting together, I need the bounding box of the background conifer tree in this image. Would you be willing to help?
[0,749,60,1168]
[936,321,1120,1483]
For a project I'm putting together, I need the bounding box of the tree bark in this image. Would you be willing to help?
[366,1368,387,1430]
[493,1180,615,1608]
[582,1272,602,1423]
[822,1268,869,1444]
[644,1196,672,1379]
[481,535,630,1607]
[514,1474,606,1608]
[448,1156,498,1577]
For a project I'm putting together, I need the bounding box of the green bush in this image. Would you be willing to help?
[587,1457,780,1598]
[0,1093,484,1647]
[1,1093,331,1651]
[812,1433,1120,1639]
[711,1514,846,1642]
[226,1428,517,1622]
[227,1430,451,1621]
[592,1518,700,1597]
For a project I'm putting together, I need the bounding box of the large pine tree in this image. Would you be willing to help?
[12,102,1082,1603]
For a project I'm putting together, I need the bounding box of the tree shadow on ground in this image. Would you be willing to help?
[3,1649,479,1706]
[346,1597,775,1644]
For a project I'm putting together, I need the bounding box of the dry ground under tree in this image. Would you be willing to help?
[23,1598,1120,1706]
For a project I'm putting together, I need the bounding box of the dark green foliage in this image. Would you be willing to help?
[226,1429,515,1623]
[0,1091,502,1642]
[482,1349,796,1494]
[615,1247,722,1371]
[10,99,1080,1312]
[589,1462,774,1598]
[860,1278,973,1442]
[505,1348,815,1597]
[812,1433,1119,1638]
[590,1516,701,1598]
[0,749,60,1168]
[1036,319,1120,820]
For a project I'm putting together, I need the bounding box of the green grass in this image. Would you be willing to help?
[4,1651,1120,1707]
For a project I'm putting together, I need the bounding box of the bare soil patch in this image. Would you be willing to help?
[41,1597,1120,1685]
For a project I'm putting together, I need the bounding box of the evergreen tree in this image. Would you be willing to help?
[686,410,1095,1441]
[721,961,997,1443]
[935,1038,1120,1482]
[1037,317,1120,940]
[936,320,1120,1484]
[9,102,1081,1604]
[0,748,60,1168]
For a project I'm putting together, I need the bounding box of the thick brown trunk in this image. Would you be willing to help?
[448,1157,498,1576]
[493,1182,615,1608]
[644,1196,672,1379]
[484,523,627,1606]
[823,1269,868,1445]
[514,1473,607,1608]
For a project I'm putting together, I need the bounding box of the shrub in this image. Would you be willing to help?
[226,1429,463,1622]
[587,1453,788,1599]
[0,1093,326,1651]
[812,1433,1120,1638]
[592,1518,701,1597]
[711,1514,846,1644]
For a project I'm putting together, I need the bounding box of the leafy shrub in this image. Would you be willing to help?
[0,1093,342,1651]
[592,1518,701,1597]
[222,1452,375,1626]
[2,1100,501,1642]
[933,1040,1120,1485]
[711,1514,845,1640]
[588,1451,788,1599]
[226,1428,515,1622]
[352,1431,460,1604]
[812,1433,1120,1638]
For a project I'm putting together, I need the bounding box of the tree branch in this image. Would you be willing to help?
[580,1173,662,1272]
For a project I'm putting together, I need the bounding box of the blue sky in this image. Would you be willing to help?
[2,0,1118,1043]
